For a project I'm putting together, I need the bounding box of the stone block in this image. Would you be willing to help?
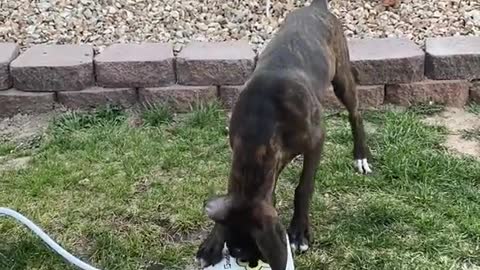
[95,43,175,88]
[470,81,480,103]
[0,89,55,117]
[425,36,480,80]
[323,85,385,109]
[139,85,217,112]
[57,87,137,110]
[0,43,20,90]
[218,85,244,109]
[385,80,470,107]
[10,44,94,91]
[176,41,256,85]
[349,38,425,85]
[220,84,384,110]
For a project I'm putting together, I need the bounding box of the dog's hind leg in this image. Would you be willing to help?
[331,35,372,174]
[288,133,324,253]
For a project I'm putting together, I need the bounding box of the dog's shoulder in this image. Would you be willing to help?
[237,70,315,118]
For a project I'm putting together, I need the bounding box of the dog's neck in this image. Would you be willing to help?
[228,144,282,203]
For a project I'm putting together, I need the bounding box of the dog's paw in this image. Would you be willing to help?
[196,237,224,268]
[288,222,311,254]
[354,158,372,174]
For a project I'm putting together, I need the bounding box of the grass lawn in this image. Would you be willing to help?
[1,103,480,270]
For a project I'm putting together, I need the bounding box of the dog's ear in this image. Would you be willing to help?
[251,203,288,270]
[204,195,233,223]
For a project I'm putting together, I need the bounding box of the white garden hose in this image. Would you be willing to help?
[0,207,101,270]
[0,207,293,270]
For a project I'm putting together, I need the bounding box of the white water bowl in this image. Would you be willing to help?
[203,235,295,270]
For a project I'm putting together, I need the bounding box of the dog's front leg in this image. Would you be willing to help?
[196,223,225,267]
[288,138,324,253]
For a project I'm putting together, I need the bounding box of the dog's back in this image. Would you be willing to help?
[230,0,340,158]
[254,0,342,96]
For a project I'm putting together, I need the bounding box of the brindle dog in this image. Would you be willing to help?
[197,0,372,269]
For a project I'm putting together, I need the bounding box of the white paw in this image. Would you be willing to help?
[197,258,208,268]
[290,243,297,253]
[222,244,229,255]
[355,159,372,174]
[290,242,309,253]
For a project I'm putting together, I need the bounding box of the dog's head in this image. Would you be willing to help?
[204,195,288,269]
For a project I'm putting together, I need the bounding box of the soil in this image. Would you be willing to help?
[0,112,56,172]
[0,112,54,143]
[0,156,32,172]
[423,108,480,159]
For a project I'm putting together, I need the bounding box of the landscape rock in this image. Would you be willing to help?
[218,85,244,109]
[470,81,480,103]
[349,38,425,85]
[10,44,94,91]
[95,43,175,88]
[0,43,20,90]
[57,87,137,110]
[220,84,384,110]
[176,41,255,85]
[0,89,55,116]
[139,85,217,112]
[385,80,470,107]
[425,36,480,80]
[323,85,385,109]
[1,0,479,53]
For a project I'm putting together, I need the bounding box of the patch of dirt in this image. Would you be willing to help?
[0,156,32,172]
[445,135,480,158]
[170,229,209,245]
[72,236,93,258]
[0,113,55,144]
[364,121,378,134]
[132,177,153,194]
[423,108,480,158]
[125,108,144,128]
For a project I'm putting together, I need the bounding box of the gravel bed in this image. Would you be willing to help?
[0,0,479,53]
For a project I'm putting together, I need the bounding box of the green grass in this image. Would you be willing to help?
[0,143,15,156]
[462,128,480,142]
[141,103,174,127]
[407,103,446,116]
[462,103,480,142]
[467,103,480,115]
[1,104,480,270]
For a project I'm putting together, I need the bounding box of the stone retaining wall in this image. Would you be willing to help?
[0,36,479,116]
